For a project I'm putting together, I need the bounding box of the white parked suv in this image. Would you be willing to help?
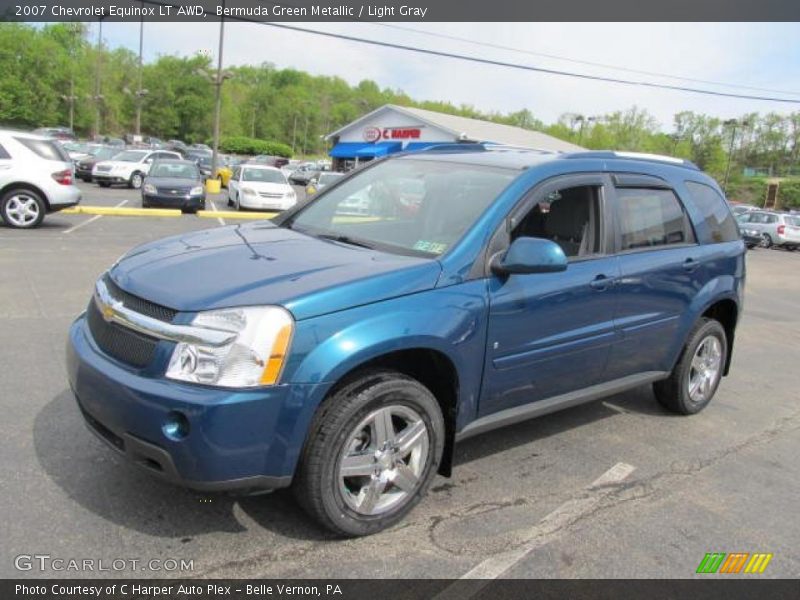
[0,129,82,229]
[92,149,181,189]
[227,164,297,211]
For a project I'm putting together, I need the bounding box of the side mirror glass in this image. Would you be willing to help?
[492,237,568,275]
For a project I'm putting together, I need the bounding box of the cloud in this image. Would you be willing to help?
[96,21,800,129]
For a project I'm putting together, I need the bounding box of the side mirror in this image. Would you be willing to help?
[492,237,568,275]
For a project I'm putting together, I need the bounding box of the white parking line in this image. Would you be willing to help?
[64,199,128,234]
[436,462,636,597]
[208,196,225,226]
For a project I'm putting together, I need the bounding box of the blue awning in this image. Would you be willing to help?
[329,142,402,159]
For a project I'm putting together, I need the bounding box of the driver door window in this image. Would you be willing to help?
[511,185,603,258]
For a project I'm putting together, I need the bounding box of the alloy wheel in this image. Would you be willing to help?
[337,405,429,516]
[4,194,41,227]
[687,336,722,404]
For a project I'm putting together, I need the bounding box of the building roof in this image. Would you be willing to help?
[327,104,584,153]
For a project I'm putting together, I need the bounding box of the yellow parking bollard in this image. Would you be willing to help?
[205,178,221,194]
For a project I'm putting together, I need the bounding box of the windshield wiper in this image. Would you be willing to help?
[316,233,375,249]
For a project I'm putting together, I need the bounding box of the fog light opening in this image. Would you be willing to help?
[162,411,190,441]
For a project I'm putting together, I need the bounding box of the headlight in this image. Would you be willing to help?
[190,186,204,195]
[241,187,256,196]
[143,183,157,194]
[166,306,293,388]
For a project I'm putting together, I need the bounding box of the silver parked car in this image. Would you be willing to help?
[736,210,800,249]
[0,129,82,228]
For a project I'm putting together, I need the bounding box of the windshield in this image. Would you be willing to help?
[149,163,199,179]
[288,158,515,256]
[319,173,343,185]
[242,168,286,183]
[113,150,149,162]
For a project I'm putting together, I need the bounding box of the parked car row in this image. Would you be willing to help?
[736,209,800,250]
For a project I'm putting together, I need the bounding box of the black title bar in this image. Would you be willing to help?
[1,0,799,22]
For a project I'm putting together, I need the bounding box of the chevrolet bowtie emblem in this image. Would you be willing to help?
[102,304,115,321]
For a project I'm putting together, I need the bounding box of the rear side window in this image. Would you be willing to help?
[684,181,740,243]
[0,143,10,159]
[615,188,691,251]
[15,137,69,162]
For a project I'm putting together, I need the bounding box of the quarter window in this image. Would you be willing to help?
[684,181,740,243]
[615,188,690,251]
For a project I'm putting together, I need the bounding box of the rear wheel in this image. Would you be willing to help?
[293,371,444,537]
[1,188,46,229]
[653,318,727,415]
[129,172,144,189]
[97,181,111,188]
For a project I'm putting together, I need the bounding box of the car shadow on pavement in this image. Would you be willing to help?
[34,390,333,542]
[454,384,669,467]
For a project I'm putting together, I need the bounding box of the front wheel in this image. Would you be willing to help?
[97,181,111,188]
[1,188,46,229]
[293,371,444,537]
[653,318,727,415]
[759,233,773,248]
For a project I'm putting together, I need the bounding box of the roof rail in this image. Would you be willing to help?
[415,142,554,154]
[564,150,700,170]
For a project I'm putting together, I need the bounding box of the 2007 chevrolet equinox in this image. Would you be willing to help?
[67,145,744,536]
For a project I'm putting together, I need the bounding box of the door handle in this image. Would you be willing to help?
[590,274,615,291]
[683,258,700,272]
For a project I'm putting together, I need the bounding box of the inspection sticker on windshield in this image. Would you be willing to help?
[413,240,448,254]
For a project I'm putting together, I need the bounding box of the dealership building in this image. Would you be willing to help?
[326,104,584,169]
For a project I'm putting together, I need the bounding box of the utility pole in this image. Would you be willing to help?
[723,118,749,195]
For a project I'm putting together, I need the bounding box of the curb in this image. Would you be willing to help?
[61,206,182,217]
[197,210,278,219]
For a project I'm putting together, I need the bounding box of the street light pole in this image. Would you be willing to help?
[135,9,145,135]
[211,10,225,179]
[93,18,104,138]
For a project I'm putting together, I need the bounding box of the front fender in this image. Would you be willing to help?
[276,281,489,472]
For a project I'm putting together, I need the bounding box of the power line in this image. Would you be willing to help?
[230,19,800,105]
[133,2,800,105]
[371,22,800,98]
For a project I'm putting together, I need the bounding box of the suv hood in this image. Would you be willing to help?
[108,222,441,320]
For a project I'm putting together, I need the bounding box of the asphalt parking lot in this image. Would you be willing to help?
[1,180,798,579]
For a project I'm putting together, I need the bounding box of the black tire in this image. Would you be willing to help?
[293,370,444,537]
[0,188,46,229]
[97,181,111,188]
[226,196,233,207]
[653,318,727,415]
[129,172,144,190]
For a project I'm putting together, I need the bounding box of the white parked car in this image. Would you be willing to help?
[227,164,297,211]
[92,149,181,189]
[0,129,81,229]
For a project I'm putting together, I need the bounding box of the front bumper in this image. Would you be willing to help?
[66,315,327,492]
[239,195,295,211]
[93,174,129,184]
[143,193,205,210]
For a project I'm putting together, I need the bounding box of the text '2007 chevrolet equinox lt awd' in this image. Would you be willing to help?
[67,145,744,536]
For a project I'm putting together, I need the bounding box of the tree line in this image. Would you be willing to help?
[2,22,799,198]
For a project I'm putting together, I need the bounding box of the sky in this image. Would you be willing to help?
[88,21,800,130]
